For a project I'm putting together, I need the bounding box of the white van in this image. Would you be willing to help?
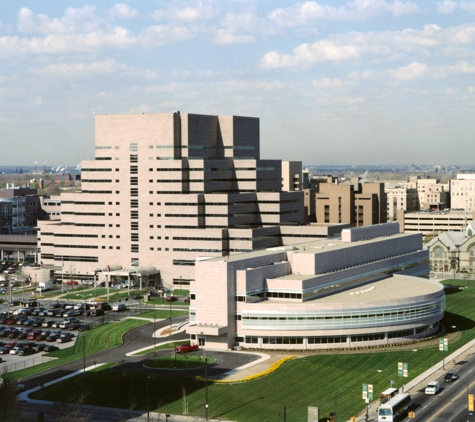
[425,381,440,395]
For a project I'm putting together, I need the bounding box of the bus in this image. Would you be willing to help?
[380,388,398,404]
[378,393,411,421]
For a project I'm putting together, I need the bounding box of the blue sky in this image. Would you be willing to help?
[1,0,475,167]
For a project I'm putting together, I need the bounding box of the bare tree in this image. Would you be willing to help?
[54,392,94,422]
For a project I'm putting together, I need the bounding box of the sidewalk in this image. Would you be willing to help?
[356,338,475,421]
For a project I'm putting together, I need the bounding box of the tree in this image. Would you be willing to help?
[54,392,94,422]
[0,367,23,422]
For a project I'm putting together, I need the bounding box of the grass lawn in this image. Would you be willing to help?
[147,297,189,306]
[11,319,149,380]
[171,289,190,296]
[134,310,189,319]
[27,279,475,421]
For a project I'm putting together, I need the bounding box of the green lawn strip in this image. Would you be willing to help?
[144,354,215,369]
[171,289,190,296]
[24,278,475,421]
[133,310,188,319]
[11,319,149,380]
[146,297,189,306]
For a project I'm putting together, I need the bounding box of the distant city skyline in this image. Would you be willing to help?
[1,1,475,166]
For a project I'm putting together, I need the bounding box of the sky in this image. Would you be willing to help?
[1,0,475,167]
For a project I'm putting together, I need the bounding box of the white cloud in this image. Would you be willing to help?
[152,1,217,22]
[109,3,139,20]
[36,59,124,75]
[268,0,420,27]
[212,11,262,45]
[449,60,475,73]
[139,25,195,46]
[437,0,458,14]
[468,86,475,93]
[0,27,136,56]
[262,23,475,68]
[348,70,374,79]
[313,77,344,88]
[461,1,475,13]
[17,6,99,34]
[387,61,428,80]
[262,40,363,68]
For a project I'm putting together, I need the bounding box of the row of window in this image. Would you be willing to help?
[241,325,435,345]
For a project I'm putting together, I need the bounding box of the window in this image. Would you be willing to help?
[433,246,444,258]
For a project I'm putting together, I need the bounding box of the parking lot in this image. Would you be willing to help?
[0,298,141,372]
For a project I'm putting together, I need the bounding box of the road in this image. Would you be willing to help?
[370,349,475,422]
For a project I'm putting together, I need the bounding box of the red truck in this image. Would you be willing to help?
[175,343,199,353]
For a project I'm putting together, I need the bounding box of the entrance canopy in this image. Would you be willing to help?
[94,265,159,278]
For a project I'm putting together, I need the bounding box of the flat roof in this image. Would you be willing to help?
[208,232,420,263]
[314,275,442,305]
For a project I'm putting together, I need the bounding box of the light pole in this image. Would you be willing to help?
[146,376,150,422]
[205,357,209,421]
[82,333,87,374]
[76,293,92,325]
[169,296,173,331]
[153,313,156,349]
[283,405,291,422]
[399,349,417,393]
[363,369,381,422]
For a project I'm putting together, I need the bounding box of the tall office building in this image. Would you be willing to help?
[38,112,333,288]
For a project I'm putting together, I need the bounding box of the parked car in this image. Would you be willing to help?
[184,297,191,303]
[112,304,127,312]
[42,320,55,328]
[95,302,111,311]
[175,343,199,353]
[425,381,441,395]
[444,372,459,382]
[27,330,42,340]
[166,295,178,302]
[35,331,51,341]
[32,318,45,327]
[89,308,104,316]
[43,344,59,352]
[18,347,35,356]
[78,324,91,332]
[17,329,32,340]
[46,332,61,342]
[67,322,80,330]
[57,333,74,343]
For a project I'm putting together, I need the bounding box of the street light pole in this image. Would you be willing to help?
[205,357,209,421]
[283,405,291,422]
[153,313,156,349]
[83,333,86,375]
[146,376,150,422]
